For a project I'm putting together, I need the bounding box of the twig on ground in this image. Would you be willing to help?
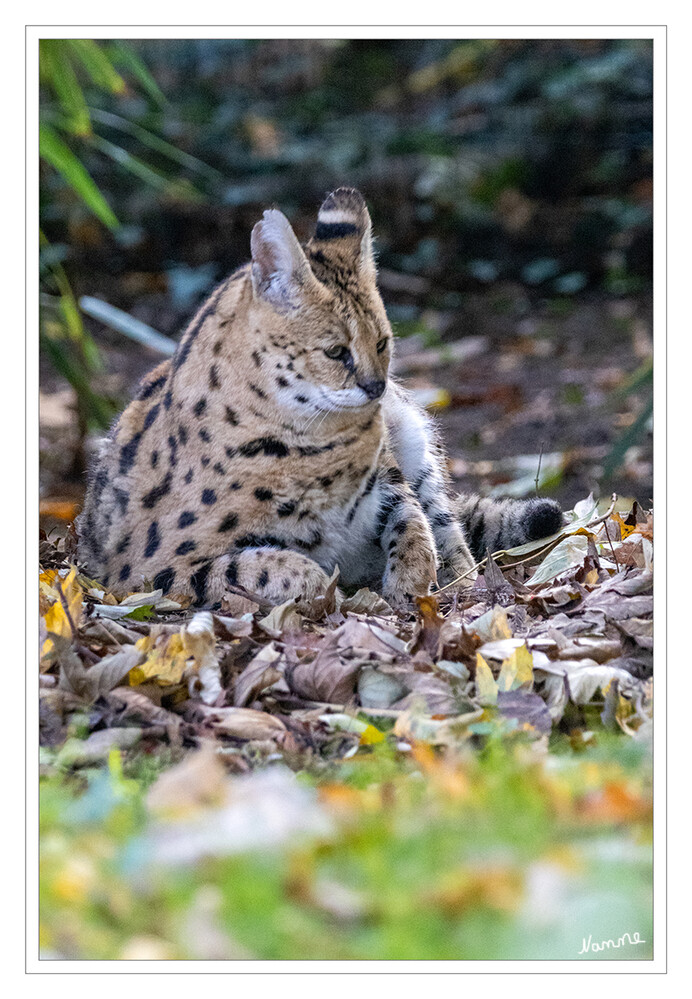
[535,441,545,496]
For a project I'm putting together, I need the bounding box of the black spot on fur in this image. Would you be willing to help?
[119,564,131,582]
[173,290,223,372]
[114,488,129,515]
[150,450,159,469]
[238,437,289,458]
[190,561,212,605]
[142,471,172,509]
[193,398,207,418]
[143,404,160,431]
[213,340,222,355]
[175,540,196,556]
[257,569,269,589]
[249,383,267,399]
[201,488,217,505]
[383,467,405,485]
[137,374,166,400]
[251,350,262,368]
[144,521,161,558]
[230,481,242,491]
[218,513,239,532]
[225,561,238,586]
[295,394,308,404]
[469,517,486,561]
[213,462,226,476]
[201,456,210,467]
[163,390,173,410]
[184,468,194,484]
[119,432,142,474]
[297,442,335,456]
[254,487,273,501]
[178,511,196,528]
[276,376,289,388]
[115,533,131,555]
[225,406,239,425]
[168,435,179,467]
[199,428,211,443]
[234,534,287,550]
[433,511,453,528]
[209,365,220,389]
[277,501,296,517]
[178,425,188,445]
[525,499,563,541]
[153,567,175,594]
[294,530,322,551]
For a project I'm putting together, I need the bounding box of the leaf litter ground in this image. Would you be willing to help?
[38,495,653,961]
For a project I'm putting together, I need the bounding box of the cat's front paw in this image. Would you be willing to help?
[382,557,437,610]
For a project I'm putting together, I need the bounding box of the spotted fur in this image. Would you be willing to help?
[77,188,561,608]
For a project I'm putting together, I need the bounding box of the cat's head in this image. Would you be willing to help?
[249,188,392,413]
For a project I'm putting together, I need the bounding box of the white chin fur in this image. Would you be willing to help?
[316,386,371,410]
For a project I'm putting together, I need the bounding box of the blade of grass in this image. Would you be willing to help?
[89,108,223,180]
[66,40,127,95]
[106,40,168,107]
[39,40,92,137]
[39,124,118,230]
[89,134,204,201]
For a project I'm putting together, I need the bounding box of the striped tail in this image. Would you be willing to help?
[452,494,564,561]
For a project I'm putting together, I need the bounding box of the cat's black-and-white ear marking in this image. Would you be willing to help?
[311,187,376,280]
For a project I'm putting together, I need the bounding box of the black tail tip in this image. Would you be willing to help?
[525,498,564,541]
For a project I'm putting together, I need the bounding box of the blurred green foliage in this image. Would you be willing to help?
[39,39,210,431]
[39,732,652,961]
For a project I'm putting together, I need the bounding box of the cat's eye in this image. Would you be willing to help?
[376,338,389,354]
[324,345,352,364]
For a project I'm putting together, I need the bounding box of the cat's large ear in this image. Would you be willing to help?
[309,188,376,281]
[250,209,321,311]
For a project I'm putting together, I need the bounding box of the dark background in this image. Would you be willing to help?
[39,38,653,526]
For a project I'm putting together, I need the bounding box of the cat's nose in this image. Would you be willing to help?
[358,379,386,400]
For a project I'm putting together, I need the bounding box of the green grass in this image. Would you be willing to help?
[39,731,653,961]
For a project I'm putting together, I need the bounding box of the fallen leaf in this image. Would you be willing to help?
[234,643,283,707]
[497,690,552,734]
[340,589,393,615]
[204,706,287,741]
[358,667,409,708]
[130,631,188,687]
[497,644,534,692]
[475,653,498,705]
[182,612,222,705]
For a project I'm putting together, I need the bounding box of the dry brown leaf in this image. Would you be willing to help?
[204,706,287,741]
[234,643,283,707]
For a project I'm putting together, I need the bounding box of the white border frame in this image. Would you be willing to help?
[24,19,667,979]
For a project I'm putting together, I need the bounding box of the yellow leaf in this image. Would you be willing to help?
[129,632,189,687]
[475,653,498,705]
[359,723,386,746]
[40,565,83,658]
[612,512,638,539]
[498,644,534,691]
[488,606,512,640]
